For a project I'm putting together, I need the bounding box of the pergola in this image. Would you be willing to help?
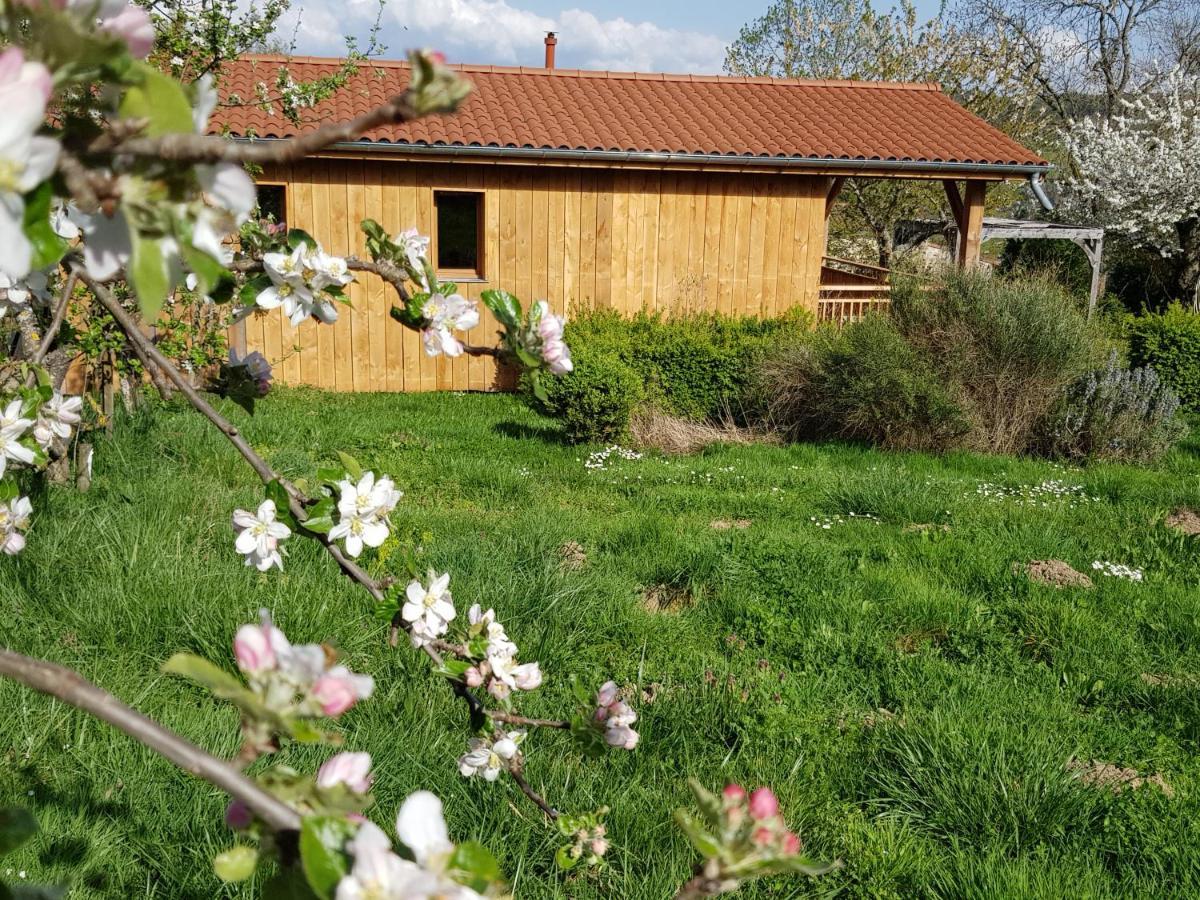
[896,215,1106,315]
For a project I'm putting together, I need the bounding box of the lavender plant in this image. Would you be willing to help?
[1040,351,1187,463]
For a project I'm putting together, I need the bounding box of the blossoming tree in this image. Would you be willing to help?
[1061,70,1200,309]
[0,4,836,896]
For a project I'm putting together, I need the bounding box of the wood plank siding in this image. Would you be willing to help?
[239,159,830,392]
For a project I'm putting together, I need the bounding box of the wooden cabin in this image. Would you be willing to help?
[213,51,1048,393]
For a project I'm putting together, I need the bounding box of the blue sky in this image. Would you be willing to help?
[285,0,945,74]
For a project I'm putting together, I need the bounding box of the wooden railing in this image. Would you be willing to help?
[818,256,891,323]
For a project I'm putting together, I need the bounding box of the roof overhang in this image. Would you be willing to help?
[237,137,1051,181]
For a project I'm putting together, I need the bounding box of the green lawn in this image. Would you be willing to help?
[5,389,1200,898]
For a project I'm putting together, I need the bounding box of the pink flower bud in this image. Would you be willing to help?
[311,666,372,717]
[225,800,253,830]
[722,784,746,802]
[234,624,275,674]
[316,751,373,794]
[782,832,802,856]
[596,681,619,708]
[752,826,774,847]
[464,666,484,687]
[748,787,779,820]
[101,5,155,58]
[591,837,609,857]
[512,661,543,690]
[429,51,447,64]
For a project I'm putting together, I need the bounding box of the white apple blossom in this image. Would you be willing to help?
[336,471,402,521]
[257,243,348,325]
[421,292,480,358]
[33,393,83,450]
[231,499,291,571]
[457,732,523,781]
[0,48,60,280]
[393,227,431,274]
[317,751,374,794]
[0,269,50,318]
[467,604,517,659]
[0,424,35,479]
[0,494,31,555]
[533,300,573,375]
[337,792,482,900]
[0,399,32,433]
[401,571,456,647]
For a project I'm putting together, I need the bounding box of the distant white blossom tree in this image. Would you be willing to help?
[1061,71,1200,307]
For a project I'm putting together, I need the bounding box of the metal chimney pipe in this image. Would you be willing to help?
[544,31,557,69]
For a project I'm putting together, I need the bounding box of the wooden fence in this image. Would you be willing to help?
[817,256,891,323]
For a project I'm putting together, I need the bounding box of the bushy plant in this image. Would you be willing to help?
[537,346,644,443]
[1127,303,1200,411]
[759,315,969,452]
[890,270,1109,454]
[1039,351,1187,463]
[552,309,809,424]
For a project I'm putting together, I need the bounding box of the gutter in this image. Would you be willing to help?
[234,136,1053,179]
[1028,172,1055,211]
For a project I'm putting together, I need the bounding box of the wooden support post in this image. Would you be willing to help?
[824,176,846,221]
[957,180,986,268]
[1077,234,1104,319]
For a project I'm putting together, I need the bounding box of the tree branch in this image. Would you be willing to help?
[0,646,302,834]
[30,272,78,368]
[95,93,420,165]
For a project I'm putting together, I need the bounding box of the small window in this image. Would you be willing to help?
[255,184,287,231]
[435,191,484,279]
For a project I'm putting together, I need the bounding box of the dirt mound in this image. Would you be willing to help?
[710,518,752,531]
[1015,559,1093,589]
[1068,758,1174,798]
[903,523,951,535]
[641,583,693,614]
[557,540,587,571]
[1165,508,1200,536]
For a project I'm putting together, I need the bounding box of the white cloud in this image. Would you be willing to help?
[281,0,729,73]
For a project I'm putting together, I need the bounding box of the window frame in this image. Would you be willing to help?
[433,189,486,282]
[254,182,288,230]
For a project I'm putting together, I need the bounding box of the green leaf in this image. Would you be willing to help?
[435,658,472,679]
[448,841,503,892]
[240,273,272,308]
[299,816,355,900]
[0,808,37,857]
[213,845,259,883]
[0,480,18,503]
[335,452,363,481]
[181,242,229,298]
[672,810,723,861]
[287,229,316,251]
[162,653,246,697]
[554,845,581,871]
[21,183,67,271]
[515,347,542,369]
[119,62,194,135]
[529,370,549,404]
[265,480,298,530]
[687,779,724,828]
[480,290,522,330]
[771,855,842,878]
[129,232,172,321]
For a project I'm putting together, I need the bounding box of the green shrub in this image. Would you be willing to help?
[537,346,644,444]
[1039,351,1188,463]
[556,309,809,423]
[1127,303,1200,411]
[890,270,1109,454]
[760,315,969,452]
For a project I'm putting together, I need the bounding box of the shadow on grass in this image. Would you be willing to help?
[492,420,570,446]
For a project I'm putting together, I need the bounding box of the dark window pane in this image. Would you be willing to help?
[436,192,481,273]
[256,185,287,230]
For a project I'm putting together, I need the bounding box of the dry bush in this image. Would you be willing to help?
[628,406,772,455]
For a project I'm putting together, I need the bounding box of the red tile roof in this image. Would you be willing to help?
[213,55,1047,171]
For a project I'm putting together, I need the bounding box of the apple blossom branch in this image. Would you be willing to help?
[80,267,572,823]
[0,646,303,835]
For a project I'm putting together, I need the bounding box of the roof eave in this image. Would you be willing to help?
[239,137,1049,177]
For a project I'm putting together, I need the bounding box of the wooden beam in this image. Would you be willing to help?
[824,176,846,220]
[942,180,964,228]
[957,180,987,268]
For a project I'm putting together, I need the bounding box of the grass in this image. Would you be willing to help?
[5,388,1200,898]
